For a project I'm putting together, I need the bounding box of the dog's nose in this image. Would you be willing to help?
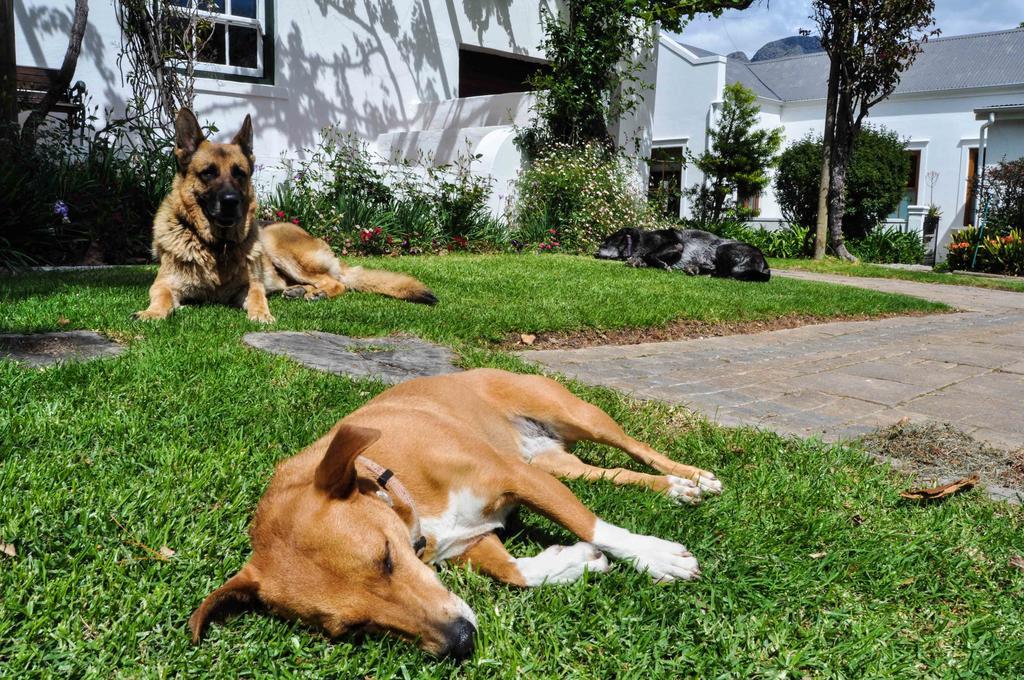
[218,192,241,211]
[440,616,476,661]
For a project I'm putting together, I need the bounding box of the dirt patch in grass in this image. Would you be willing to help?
[860,421,1024,493]
[504,310,940,350]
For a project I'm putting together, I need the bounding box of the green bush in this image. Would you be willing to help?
[0,116,174,269]
[774,126,909,240]
[984,158,1024,233]
[702,221,811,259]
[263,128,503,255]
[846,225,924,264]
[947,226,1024,275]
[510,142,667,253]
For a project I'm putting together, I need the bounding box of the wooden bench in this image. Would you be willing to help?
[15,65,85,118]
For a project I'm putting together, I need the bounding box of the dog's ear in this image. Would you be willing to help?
[188,564,260,644]
[174,108,205,173]
[231,114,254,163]
[315,424,382,499]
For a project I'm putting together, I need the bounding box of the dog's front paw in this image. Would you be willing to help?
[282,285,307,300]
[518,542,610,586]
[625,256,645,268]
[627,536,700,583]
[665,476,703,505]
[132,309,167,321]
[248,311,276,324]
[694,471,722,495]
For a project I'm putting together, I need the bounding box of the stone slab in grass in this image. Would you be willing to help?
[243,332,459,384]
[0,331,124,367]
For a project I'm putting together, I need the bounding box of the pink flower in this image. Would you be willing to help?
[275,210,285,219]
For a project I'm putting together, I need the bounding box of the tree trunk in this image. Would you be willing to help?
[827,90,857,262]
[814,56,840,260]
[20,0,89,147]
[0,0,15,129]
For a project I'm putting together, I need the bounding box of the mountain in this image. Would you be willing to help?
[727,51,750,62]
[751,35,823,61]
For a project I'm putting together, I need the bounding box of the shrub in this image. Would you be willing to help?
[701,221,811,259]
[984,158,1024,233]
[775,126,909,240]
[263,129,503,256]
[946,226,1024,275]
[0,115,174,268]
[510,142,667,253]
[846,225,924,264]
[773,136,820,230]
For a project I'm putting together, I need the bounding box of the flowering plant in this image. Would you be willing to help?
[946,226,1024,276]
[510,141,669,253]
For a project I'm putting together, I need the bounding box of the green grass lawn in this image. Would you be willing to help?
[2,255,1021,677]
[771,257,1024,293]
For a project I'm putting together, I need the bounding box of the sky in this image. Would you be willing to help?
[675,1,1023,58]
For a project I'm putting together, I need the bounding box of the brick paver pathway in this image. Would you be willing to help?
[523,271,1024,448]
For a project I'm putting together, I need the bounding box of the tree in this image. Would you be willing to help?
[521,0,755,156]
[687,82,783,224]
[0,0,15,128]
[811,0,938,260]
[20,0,89,147]
[114,0,219,129]
[776,127,909,238]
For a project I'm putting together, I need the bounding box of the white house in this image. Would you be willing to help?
[651,28,1024,260]
[18,0,646,216]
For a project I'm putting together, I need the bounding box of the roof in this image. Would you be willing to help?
[675,42,718,59]
[975,103,1024,120]
[725,60,782,101]
[716,27,1024,102]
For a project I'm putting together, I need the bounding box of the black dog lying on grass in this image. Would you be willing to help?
[595,227,772,282]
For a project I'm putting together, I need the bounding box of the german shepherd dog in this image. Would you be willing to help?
[134,109,437,323]
[189,369,721,659]
[596,227,772,282]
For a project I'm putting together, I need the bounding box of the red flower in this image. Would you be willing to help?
[275,210,285,219]
[291,218,300,225]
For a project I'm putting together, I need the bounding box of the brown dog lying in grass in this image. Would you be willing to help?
[190,369,721,659]
[134,109,436,323]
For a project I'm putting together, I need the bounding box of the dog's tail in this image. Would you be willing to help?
[339,265,438,305]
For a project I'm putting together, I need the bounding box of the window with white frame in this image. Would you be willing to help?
[170,0,268,79]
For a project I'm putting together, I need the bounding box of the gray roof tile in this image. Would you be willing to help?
[726,28,1024,102]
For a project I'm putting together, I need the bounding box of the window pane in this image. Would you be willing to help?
[170,0,225,11]
[231,0,257,18]
[229,25,258,68]
[197,22,226,65]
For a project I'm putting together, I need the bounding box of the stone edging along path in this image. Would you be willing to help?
[521,270,1024,457]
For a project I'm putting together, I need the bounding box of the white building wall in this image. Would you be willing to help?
[988,119,1024,167]
[15,0,558,196]
[650,38,725,217]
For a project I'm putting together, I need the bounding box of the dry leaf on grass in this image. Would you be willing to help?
[899,474,979,501]
[809,551,827,559]
[1,542,16,558]
[1010,555,1024,573]
[519,333,536,346]
[158,546,176,560]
